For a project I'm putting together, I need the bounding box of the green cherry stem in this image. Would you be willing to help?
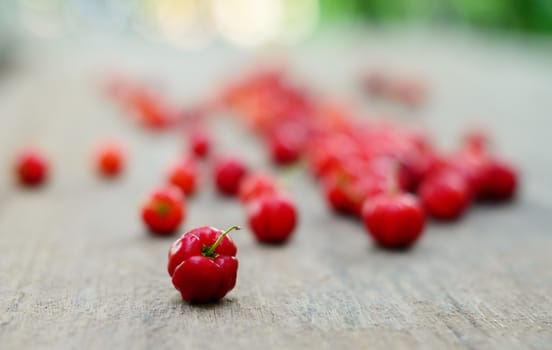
[204,225,241,257]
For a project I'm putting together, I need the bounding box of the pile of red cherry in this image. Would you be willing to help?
[13,67,518,303]
[220,69,518,248]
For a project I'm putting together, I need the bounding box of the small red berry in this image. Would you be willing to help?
[167,156,198,196]
[168,225,239,303]
[480,159,518,202]
[141,186,185,235]
[322,170,388,217]
[361,193,425,249]
[15,148,49,186]
[322,174,358,215]
[190,129,210,158]
[214,156,248,196]
[247,194,297,244]
[440,151,489,198]
[418,171,471,220]
[128,89,174,129]
[95,142,125,178]
[268,127,304,165]
[238,172,278,204]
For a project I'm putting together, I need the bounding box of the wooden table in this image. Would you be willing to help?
[1,31,552,349]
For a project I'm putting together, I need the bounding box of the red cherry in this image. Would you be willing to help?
[268,126,305,165]
[323,174,356,215]
[479,159,518,202]
[349,177,388,216]
[418,171,471,220]
[190,129,210,158]
[361,193,425,249]
[436,151,489,198]
[95,142,125,178]
[167,156,198,196]
[141,186,185,235]
[15,148,49,186]
[322,156,406,217]
[247,194,297,244]
[168,226,239,303]
[128,89,174,129]
[214,156,248,196]
[322,174,382,216]
[238,172,278,204]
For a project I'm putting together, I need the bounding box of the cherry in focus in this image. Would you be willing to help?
[168,225,239,303]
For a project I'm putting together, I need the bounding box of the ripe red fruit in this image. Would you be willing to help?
[480,159,518,202]
[436,151,488,198]
[323,175,356,215]
[238,172,278,204]
[167,156,198,196]
[141,186,185,235]
[190,129,210,158]
[95,142,125,178]
[268,126,305,165]
[418,171,471,220]
[129,89,174,129]
[247,194,297,244]
[214,157,248,196]
[15,148,49,186]
[168,225,239,303]
[361,193,425,249]
[323,171,387,217]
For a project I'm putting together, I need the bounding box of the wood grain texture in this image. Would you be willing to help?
[1,31,552,349]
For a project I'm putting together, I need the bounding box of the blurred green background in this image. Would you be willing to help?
[320,0,552,34]
[1,0,551,53]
